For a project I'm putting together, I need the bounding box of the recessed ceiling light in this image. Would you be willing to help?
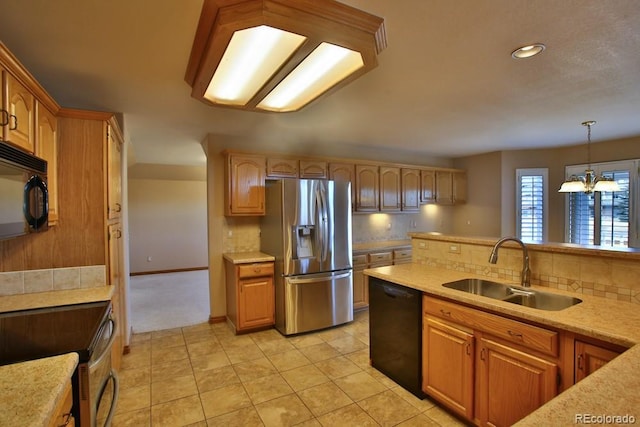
[511,43,546,59]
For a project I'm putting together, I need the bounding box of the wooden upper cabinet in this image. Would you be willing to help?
[35,102,59,225]
[107,123,123,220]
[421,169,436,203]
[226,153,266,216]
[300,160,327,179]
[453,171,467,204]
[355,164,379,212]
[401,168,420,211]
[435,170,466,205]
[3,72,35,153]
[329,162,355,210]
[267,157,298,178]
[380,166,400,212]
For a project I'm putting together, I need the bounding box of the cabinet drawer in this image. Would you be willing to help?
[238,263,274,278]
[393,249,412,259]
[368,251,392,264]
[353,254,368,266]
[424,295,558,356]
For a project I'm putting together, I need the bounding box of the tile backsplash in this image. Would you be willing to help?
[412,238,640,305]
[0,265,106,296]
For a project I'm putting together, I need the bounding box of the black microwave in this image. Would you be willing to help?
[0,140,49,240]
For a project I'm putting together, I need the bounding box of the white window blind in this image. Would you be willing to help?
[516,169,547,242]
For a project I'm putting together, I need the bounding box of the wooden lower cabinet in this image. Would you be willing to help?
[477,336,557,427]
[225,260,275,333]
[574,340,620,383]
[48,379,74,427]
[422,316,474,420]
[353,254,368,310]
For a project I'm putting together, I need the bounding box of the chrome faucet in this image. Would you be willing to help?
[488,237,531,287]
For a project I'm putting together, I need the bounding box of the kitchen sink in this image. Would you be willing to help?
[442,278,582,311]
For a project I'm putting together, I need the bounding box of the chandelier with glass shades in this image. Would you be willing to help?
[558,121,620,194]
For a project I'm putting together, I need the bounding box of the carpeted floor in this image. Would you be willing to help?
[129,269,210,333]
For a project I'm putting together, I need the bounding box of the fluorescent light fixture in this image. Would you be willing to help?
[511,43,546,59]
[204,26,306,105]
[258,42,364,112]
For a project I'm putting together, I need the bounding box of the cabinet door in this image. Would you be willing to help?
[300,160,327,179]
[329,162,355,210]
[478,337,557,427]
[226,154,266,215]
[423,316,474,420]
[355,164,379,212]
[435,171,454,205]
[36,102,59,225]
[352,254,368,310]
[575,341,620,383]
[107,123,123,220]
[453,171,467,204]
[420,169,436,203]
[108,223,124,371]
[3,72,35,152]
[401,168,420,211]
[380,166,401,212]
[238,276,274,329]
[267,157,298,178]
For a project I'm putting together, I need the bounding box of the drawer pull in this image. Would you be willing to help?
[577,354,584,371]
[480,348,486,361]
[440,309,451,317]
[59,412,73,426]
[508,330,523,339]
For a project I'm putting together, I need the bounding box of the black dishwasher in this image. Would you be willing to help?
[369,277,424,398]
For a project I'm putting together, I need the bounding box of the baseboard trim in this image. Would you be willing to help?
[209,315,226,324]
[130,266,208,276]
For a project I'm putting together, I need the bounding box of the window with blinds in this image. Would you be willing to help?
[564,160,635,248]
[516,169,547,242]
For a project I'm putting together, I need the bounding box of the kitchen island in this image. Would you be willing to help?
[364,262,640,426]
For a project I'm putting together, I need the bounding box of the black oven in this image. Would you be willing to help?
[0,140,49,240]
[0,301,119,426]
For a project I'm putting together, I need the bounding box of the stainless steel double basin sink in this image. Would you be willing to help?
[442,278,582,311]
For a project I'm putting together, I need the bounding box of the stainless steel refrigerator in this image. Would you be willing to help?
[261,179,353,335]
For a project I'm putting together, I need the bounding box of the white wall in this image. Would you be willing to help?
[128,178,207,273]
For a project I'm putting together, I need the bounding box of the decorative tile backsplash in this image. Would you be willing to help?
[0,265,106,296]
[412,238,640,305]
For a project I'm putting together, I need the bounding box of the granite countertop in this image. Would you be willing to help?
[0,285,114,313]
[364,263,640,424]
[0,353,78,427]
[223,251,275,264]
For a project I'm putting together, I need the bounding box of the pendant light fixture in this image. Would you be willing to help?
[558,121,620,193]
[184,0,386,113]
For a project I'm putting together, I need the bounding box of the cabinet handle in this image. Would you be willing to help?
[577,354,584,371]
[115,203,122,212]
[0,109,8,127]
[507,330,523,340]
[480,348,486,361]
[59,412,73,426]
[466,343,471,356]
[9,114,17,130]
[439,309,451,317]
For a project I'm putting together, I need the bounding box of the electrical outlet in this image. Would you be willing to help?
[419,241,427,248]
[147,256,152,262]
[449,245,461,254]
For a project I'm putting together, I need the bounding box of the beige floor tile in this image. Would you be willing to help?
[233,356,278,382]
[186,339,224,358]
[396,413,442,426]
[267,349,312,372]
[206,406,265,427]
[280,364,331,392]
[151,374,198,405]
[297,382,353,417]
[345,348,371,369]
[118,366,150,389]
[130,332,151,344]
[315,328,351,342]
[190,351,231,373]
[151,358,193,383]
[316,403,378,427]
[255,337,296,355]
[299,342,341,363]
[326,335,368,355]
[151,327,183,340]
[314,355,362,379]
[121,347,151,370]
[357,389,421,426]
[243,373,294,404]
[423,405,468,426]
[183,329,218,345]
[218,334,255,349]
[150,333,186,350]
[199,383,252,419]
[254,394,314,427]
[151,344,189,365]
[150,395,205,427]
[295,419,322,427]
[111,408,150,427]
[225,342,265,364]
[248,328,283,344]
[391,386,436,411]
[194,365,240,393]
[334,371,387,401]
[116,384,150,414]
[288,334,324,349]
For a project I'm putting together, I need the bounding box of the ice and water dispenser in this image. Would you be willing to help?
[293,225,315,259]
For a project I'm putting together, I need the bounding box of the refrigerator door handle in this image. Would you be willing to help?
[318,182,330,262]
[287,271,351,284]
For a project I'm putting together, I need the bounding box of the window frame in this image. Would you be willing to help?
[516,168,548,243]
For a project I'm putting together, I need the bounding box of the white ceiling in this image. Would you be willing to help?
[1,0,639,166]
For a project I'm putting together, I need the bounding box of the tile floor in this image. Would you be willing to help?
[113,310,467,427]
